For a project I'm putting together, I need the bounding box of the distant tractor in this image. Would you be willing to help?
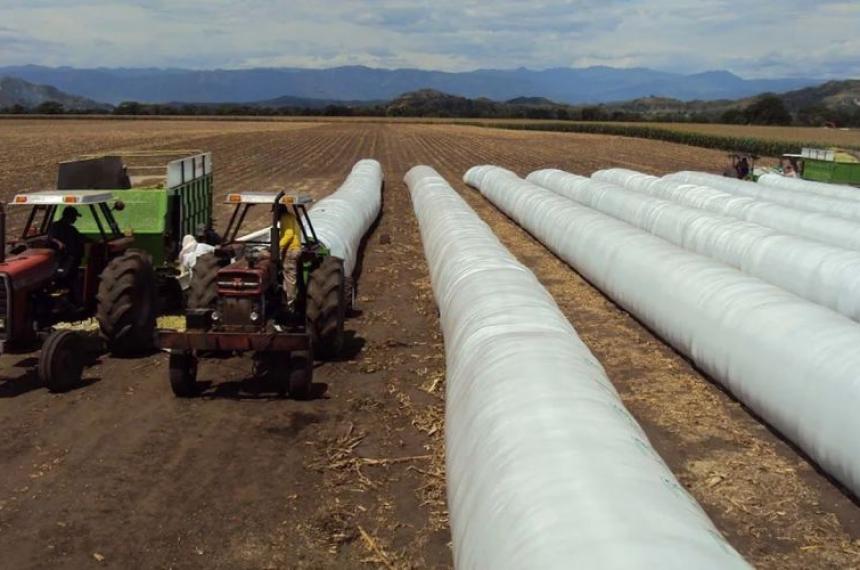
[157,191,347,398]
[54,151,217,301]
[0,191,157,391]
[723,153,759,180]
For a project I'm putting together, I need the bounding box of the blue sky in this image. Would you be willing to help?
[0,0,858,78]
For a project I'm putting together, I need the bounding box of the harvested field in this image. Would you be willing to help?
[0,119,858,569]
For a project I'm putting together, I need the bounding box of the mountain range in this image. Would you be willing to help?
[0,76,110,111]
[0,65,822,106]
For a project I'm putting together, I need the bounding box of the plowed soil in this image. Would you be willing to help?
[0,119,858,569]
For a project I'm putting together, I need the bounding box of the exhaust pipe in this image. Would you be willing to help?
[271,191,286,269]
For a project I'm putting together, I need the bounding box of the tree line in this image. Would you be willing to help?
[3,94,859,128]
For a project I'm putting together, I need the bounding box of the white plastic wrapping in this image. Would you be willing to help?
[406,165,748,570]
[308,159,383,276]
[465,164,860,501]
[593,168,860,250]
[758,173,860,202]
[233,160,383,274]
[666,171,860,222]
[177,235,216,289]
[528,168,860,322]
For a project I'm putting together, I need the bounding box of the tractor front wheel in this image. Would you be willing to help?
[39,330,85,392]
[97,250,157,356]
[169,350,199,397]
[306,256,346,360]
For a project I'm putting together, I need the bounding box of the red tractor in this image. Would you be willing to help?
[157,191,346,398]
[0,190,157,391]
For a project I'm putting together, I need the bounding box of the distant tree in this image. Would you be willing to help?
[114,101,144,115]
[35,101,64,114]
[743,94,792,125]
[525,107,552,120]
[323,104,354,116]
[689,112,716,124]
[0,104,27,114]
[581,106,607,121]
[720,108,747,124]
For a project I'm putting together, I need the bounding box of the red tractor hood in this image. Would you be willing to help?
[0,249,58,290]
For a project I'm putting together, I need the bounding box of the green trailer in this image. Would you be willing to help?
[781,148,860,186]
[54,150,216,295]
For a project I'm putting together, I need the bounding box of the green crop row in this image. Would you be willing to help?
[467,121,850,157]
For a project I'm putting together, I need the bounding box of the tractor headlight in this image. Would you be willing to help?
[211,311,221,323]
[250,311,260,323]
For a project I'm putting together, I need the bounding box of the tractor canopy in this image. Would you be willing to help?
[224,192,313,206]
[11,190,116,206]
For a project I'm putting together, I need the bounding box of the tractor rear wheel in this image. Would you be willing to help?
[40,330,85,392]
[97,250,157,356]
[306,256,346,360]
[288,350,313,400]
[187,253,221,309]
[169,350,199,397]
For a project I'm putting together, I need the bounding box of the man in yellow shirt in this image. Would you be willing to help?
[278,204,302,306]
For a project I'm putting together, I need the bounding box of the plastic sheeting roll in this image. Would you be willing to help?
[308,159,383,276]
[465,164,860,501]
[406,165,748,570]
[528,168,860,322]
[666,171,860,223]
[593,168,860,250]
[232,160,383,277]
[758,173,860,202]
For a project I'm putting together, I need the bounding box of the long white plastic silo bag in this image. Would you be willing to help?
[465,165,860,500]
[666,170,860,222]
[233,159,383,277]
[527,168,860,322]
[307,159,383,276]
[593,167,860,250]
[405,165,748,570]
[758,172,860,201]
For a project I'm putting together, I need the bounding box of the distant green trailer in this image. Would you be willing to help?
[781,148,860,186]
[54,150,217,293]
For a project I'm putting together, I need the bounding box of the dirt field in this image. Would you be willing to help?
[0,119,858,569]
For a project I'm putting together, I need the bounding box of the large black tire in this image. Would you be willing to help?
[169,350,199,398]
[306,256,346,360]
[96,250,157,356]
[187,253,221,309]
[288,350,313,400]
[39,330,84,393]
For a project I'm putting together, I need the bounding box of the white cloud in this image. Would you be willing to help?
[0,0,857,78]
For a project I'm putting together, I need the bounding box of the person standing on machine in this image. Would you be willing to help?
[278,204,302,307]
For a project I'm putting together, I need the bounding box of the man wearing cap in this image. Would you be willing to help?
[48,206,87,299]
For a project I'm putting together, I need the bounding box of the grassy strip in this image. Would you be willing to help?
[464,120,860,156]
